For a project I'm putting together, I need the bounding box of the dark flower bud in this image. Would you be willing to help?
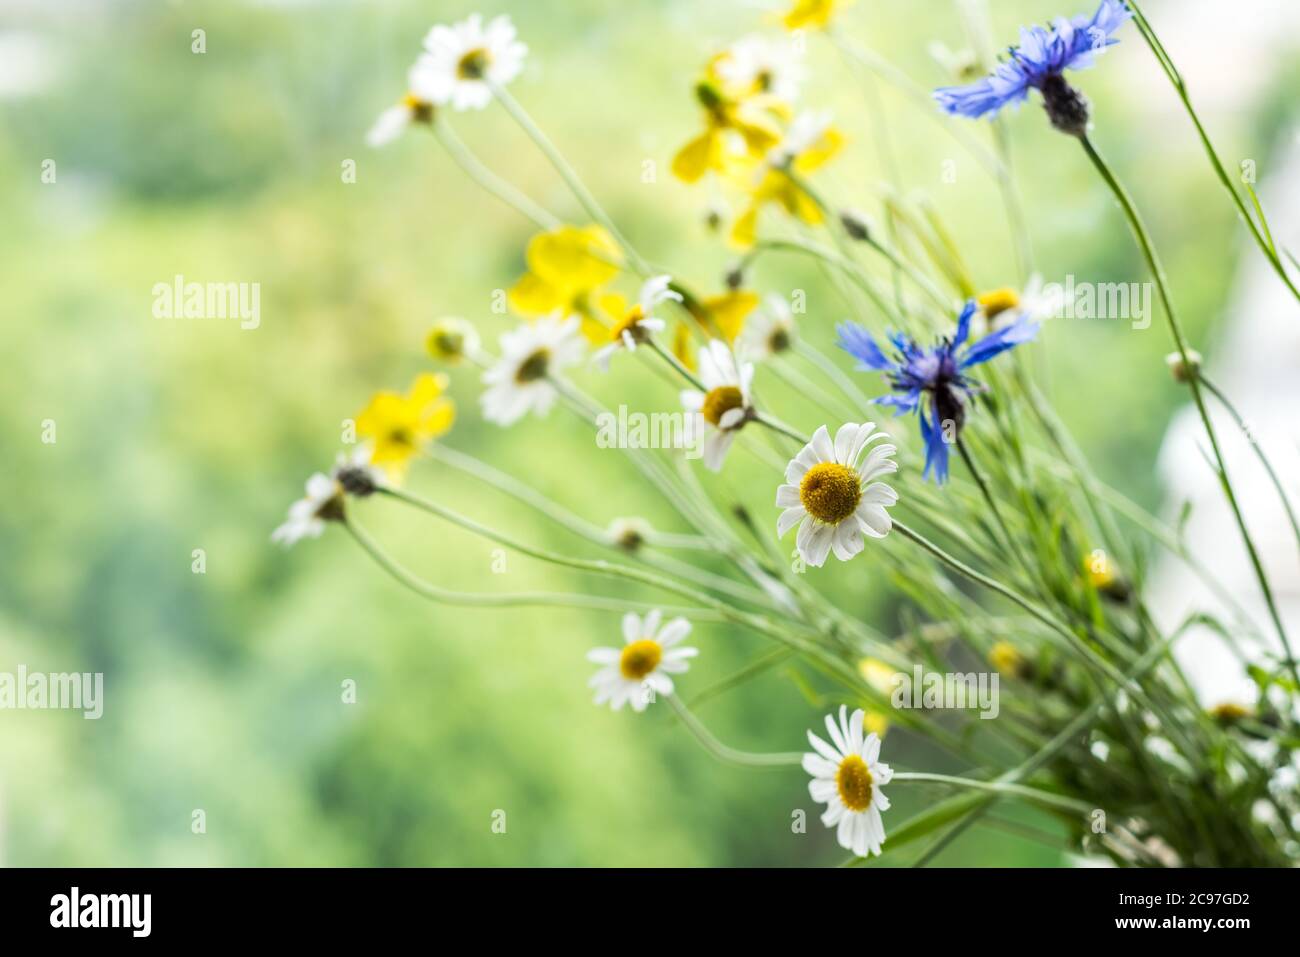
[839,209,871,242]
[335,466,379,498]
[1040,73,1090,137]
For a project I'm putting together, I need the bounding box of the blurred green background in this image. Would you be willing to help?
[1,0,1295,866]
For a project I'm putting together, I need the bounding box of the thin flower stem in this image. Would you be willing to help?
[489,81,652,277]
[1080,134,1299,688]
[954,436,1032,579]
[667,694,804,768]
[891,772,1091,815]
[1127,0,1300,307]
[343,517,722,620]
[646,338,703,391]
[431,116,560,231]
[892,519,1137,686]
[752,412,807,446]
[1200,375,1300,556]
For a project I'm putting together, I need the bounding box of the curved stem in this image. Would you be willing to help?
[1200,375,1300,556]
[1080,135,1298,688]
[431,117,560,231]
[892,772,1091,815]
[490,82,651,276]
[667,695,804,768]
[343,517,722,620]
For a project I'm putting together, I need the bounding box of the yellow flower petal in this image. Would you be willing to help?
[526,224,621,290]
[507,271,566,317]
[702,291,759,343]
[672,130,721,183]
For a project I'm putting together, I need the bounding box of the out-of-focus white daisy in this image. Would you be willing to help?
[680,340,755,472]
[366,92,434,147]
[606,516,652,552]
[481,314,584,426]
[272,446,385,547]
[414,14,527,112]
[587,610,698,712]
[272,473,343,547]
[804,705,893,858]
[592,275,682,371]
[739,293,796,361]
[715,34,805,103]
[776,423,897,567]
[976,274,1056,332]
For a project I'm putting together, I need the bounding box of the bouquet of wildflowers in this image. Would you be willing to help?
[275,1,1300,866]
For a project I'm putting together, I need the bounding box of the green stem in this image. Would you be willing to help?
[1079,134,1298,688]
[343,517,721,620]
[490,82,651,276]
[431,117,560,231]
[892,772,1091,815]
[1200,375,1300,556]
[667,695,804,768]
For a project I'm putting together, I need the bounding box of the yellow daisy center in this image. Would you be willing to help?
[515,348,550,384]
[702,385,745,427]
[611,306,647,344]
[386,426,415,450]
[836,754,873,812]
[402,93,434,124]
[799,461,861,524]
[619,639,663,680]
[457,48,491,80]
[977,287,1020,320]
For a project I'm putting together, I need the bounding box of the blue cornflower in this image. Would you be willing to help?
[837,302,1038,483]
[933,0,1132,136]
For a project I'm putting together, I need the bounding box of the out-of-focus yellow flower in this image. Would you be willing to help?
[672,321,698,372]
[507,224,623,343]
[671,73,785,184]
[1208,702,1253,725]
[356,372,455,481]
[729,114,843,249]
[864,710,890,738]
[1085,549,1116,590]
[699,290,760,343]
[977,287,1021,322]
[781,0,854,31]
[989,641,1029,680]
[857,657,897,695]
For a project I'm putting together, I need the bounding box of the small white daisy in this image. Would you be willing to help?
[804,705,893,858]
[776,423,898,567]
[680,340,755,472]
[715,34,805,103]
[587,610,698,712]
[414,14,527,112]
[272,472,343,547]
[592,275,682,372]
[366,93,433,147]
[481,314,585,426]
[738,293,796,361]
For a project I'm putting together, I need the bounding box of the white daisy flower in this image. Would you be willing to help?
[332,444,385,497]
[715,34,805,103]
[739,293,796,361]
[804,705,894,858]
[481,314,584,426]
[776,422,898,567]
[587,610,698,712]
[592,274,682,372]
[272,472,343,548]
[414,14,527,112]
[680,340,755,472]
[366,54,445,148]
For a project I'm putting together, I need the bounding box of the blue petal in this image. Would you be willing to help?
[919,406,951,484]
[874,392,921,414]
[959,317,1039,368]
[953,300,978,349]
[837,322,896,372]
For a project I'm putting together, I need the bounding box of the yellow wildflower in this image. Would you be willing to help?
[781,0,854,31]
[507,224,623,343]
[671,73,784,184]
[729,114,844,249]
[356,372,455,481]
[989,641,1030,680]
